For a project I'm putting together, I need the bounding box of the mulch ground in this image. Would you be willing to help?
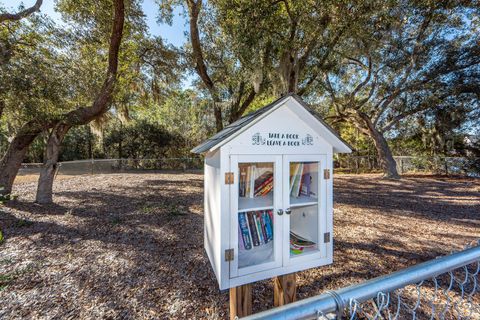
[0,173,479,319]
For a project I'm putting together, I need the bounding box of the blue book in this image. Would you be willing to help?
[259,211,269,243]
[263,211,273,241]
[238,212,252,250]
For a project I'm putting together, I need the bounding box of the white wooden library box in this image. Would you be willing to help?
[192,94,352,290]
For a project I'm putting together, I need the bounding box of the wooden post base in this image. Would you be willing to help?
[273,273,297,307]
[229,284,252,319]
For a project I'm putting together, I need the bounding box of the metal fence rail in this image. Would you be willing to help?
[243,242,480,320]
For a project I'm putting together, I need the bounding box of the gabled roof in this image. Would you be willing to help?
[191,93,352,154]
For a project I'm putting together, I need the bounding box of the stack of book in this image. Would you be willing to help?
[289,163,314,198]
[238,210,274,250]
[239,165,273,198]
[290,231,316,255]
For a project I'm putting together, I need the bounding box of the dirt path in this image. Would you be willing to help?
[1,173,479,319]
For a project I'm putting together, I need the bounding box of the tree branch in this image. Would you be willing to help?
[186,0,223,131]
[63,0,125,126]
[0,0,43,23]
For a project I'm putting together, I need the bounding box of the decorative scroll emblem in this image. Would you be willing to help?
[302,134,314,145]
[252,133,266,145]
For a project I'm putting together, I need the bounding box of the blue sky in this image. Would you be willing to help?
[0,0,188,47]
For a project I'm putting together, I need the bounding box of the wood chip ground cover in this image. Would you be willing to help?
[0,173,479,319]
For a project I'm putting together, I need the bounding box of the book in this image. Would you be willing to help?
[254,175,273,196]
[254,212,264,244]
[289,163,300,193]
[245,165,250,197]
[255,178,273,196]
[300,164,312,197]
[263,211,273,241]
[238,212,252,250]
[291,163,304,197]
[254,172,272,189]
[238,225,245,250]
[290,231,316,248]
[267,210,273,224]
[247,212,260,246]
[239,166,247,197]
[249,166,256,198]
[258,211,269,243]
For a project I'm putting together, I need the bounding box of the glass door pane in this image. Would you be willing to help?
[237,162,275,269]
[288,161,321,258]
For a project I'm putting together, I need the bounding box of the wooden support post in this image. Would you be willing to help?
[273,273,297,307]
[229,284,252,319]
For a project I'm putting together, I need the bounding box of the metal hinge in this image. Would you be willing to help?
[225,248,234,261]
[324,232,331,243]
[323,169,331,180]
[225,172,234,184]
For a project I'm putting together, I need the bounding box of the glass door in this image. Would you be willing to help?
[283,155,327,266]
[230,155,283,277]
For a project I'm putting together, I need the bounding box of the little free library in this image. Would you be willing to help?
[192,94,352,318]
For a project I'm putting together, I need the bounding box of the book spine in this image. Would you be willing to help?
[254,213,264,244]
[247,212,260,246]
[249,166,256,198]
[238,225,245,250]
[267,210,274,227]
[240,167,246,197]
[254,176,273,196]
[259,183,273,196]
[263,211,273,241]
[238,212,252,250]
[259,212,269,243]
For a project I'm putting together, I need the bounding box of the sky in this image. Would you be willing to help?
[0,0,189,47]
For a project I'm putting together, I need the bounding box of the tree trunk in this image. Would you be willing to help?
[0,124,41,195]
[213,102,223,132]
[0,100,4,119]
[33,0,125,204]
[35,124,70,204]
[357,112,400,179]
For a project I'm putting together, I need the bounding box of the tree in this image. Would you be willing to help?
[35,0,126,203]
[320,1,480,178]
[0,11,69,196]
[0,0,42,23]
[184,0,272,131]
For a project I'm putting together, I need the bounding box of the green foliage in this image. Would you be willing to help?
[0,0,478,178]
[103,119,181,159]
[0,187,9,203]
[15,219,33,228]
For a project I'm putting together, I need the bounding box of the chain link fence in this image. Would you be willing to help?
[18,158,203,177]
[19,156,478,177]
[335,155,478,176]
[244,241,480,320]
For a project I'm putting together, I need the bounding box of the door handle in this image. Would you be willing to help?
[285,208,291,215]
[277,209,283,216]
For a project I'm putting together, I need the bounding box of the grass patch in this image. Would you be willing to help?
[0,263,38,291]
[0,273,14,291]
[0,258,14,266]
[140,203,187,216]
[15,219,34,228]
[110,216,123,225]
